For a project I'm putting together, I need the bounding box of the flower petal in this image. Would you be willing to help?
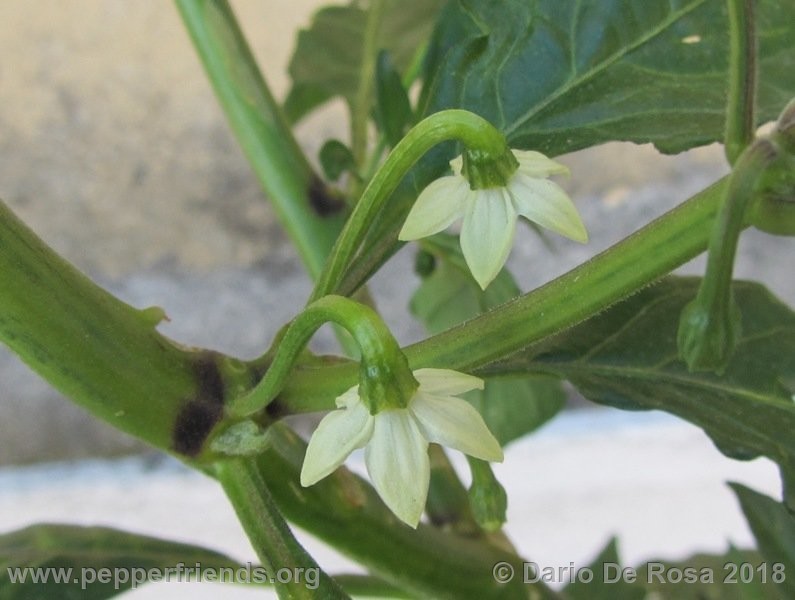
[449,155,464,174]
[398,175,469,240]
[300,400,374,487]
[335,385,361,409]
[509,175,588,243]
[513,150,569,178]
[460,189,516,289]
[414,368,484,396]
[411,393,504,462]
[365,410,429,528]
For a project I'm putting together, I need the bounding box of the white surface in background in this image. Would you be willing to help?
[0,409,781,598]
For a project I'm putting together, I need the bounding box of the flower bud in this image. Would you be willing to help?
[467,458,507,532]
[748,107,795,235]
[677,296,742,373]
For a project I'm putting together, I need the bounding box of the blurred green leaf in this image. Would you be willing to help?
[411,234,565,445]
[564,538,645,600]
[465,376,564,447]
[0,524,240,600]
[320,139,356,181]
[410,235,520,334]
[483,278,795,472]
[420,0,795,156]
[284,0,446,124]
[635,547,785,599]
[375,50,413,147]
[731,483,795,599]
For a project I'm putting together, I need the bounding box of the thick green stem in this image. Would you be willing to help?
[276,176,732,411]
[0,200,218,456]
[175,0,345,278]
[724,0,757,165]
[310,109,509,301]
[229,295,415,417]
[406,179,727,370]
[215,458,349,599]
[0,198,542,598]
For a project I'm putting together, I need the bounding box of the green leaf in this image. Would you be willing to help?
[634,547,784,599]
[465,375,564,447]
[420,0,795,155]
[320,139,356,181]
[411,234,565,445]
[284,0,446,124]
[564,538,645,600]
[0,524,240,600]
[484,277,795,472]
[409,235,521,334]
[731,483,795,599]
[374,50,413,147]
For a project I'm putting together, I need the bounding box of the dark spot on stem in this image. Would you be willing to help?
[265,397,289,420]
[171,352,226,457]
[308,174,345,217]
[172,400,223,457]
[193,352,225,407]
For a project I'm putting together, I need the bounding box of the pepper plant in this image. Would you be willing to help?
[1,0,795,598]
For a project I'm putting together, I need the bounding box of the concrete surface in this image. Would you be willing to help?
[0,1,793,466]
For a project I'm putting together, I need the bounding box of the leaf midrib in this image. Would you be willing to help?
[503,0,709,137]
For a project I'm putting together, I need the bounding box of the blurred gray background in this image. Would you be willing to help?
[1,0,792,465]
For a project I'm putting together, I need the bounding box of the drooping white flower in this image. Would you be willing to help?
[399,150,588,289]
[300,368,503,528]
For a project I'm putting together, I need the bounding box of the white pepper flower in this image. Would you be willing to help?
[399,150,588,289]
[300,368,503,528]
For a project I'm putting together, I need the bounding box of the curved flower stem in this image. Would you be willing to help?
[229,295,414,418]
[274,175,735,411]
[215,458,349,599]
[310,109,509,301]
[724,0,757,165]
[695,143,773,306]
[678,139,778,370]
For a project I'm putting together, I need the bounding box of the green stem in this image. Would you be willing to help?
[330,576,411,599]
[725,0,757,164]
[0,199,212,456]
[695,142,773,311]
[311,109,509,301]
[678,139,777,371]
[229,295,414,417]
[351,0,386,168]
[215,458,349,599]
[175,0,345,279]
[425,445,482,535]
[405,179,728,370]
[275,176,732,411]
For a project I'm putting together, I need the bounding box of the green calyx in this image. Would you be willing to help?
[359,349,419,414]
[677,294,742,373]
[461,146,519,190]
[227,294,417,420]
[748,100,795,236]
